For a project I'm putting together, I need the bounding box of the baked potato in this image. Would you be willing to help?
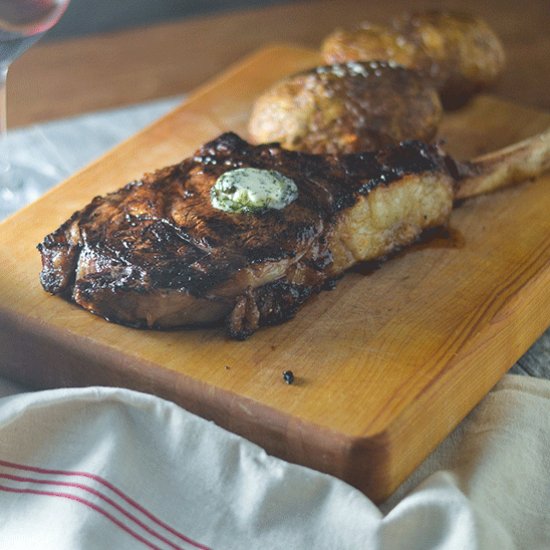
[322,11,506,108]
[248,61,442,154]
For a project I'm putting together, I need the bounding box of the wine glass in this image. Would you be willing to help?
[0,0,71,219]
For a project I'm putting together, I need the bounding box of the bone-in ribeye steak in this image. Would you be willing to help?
[38,130,550,338]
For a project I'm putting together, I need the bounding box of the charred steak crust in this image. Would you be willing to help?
[38,132,448,338]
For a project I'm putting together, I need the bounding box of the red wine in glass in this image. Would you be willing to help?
[0,0,69,60]
[0,0,71,218]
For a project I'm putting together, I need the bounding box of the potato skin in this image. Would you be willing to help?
[248,61,442,154]
[322,11,506,108]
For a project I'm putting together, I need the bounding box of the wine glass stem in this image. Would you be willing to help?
[0,63,10,178]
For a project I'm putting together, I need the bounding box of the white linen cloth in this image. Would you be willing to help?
[1,96,182,222]
[0,374,548,549]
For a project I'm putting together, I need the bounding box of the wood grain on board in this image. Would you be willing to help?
[1,46,549,502]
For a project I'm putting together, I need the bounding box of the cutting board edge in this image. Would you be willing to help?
[0,305,393,495]
[369,257,550,500]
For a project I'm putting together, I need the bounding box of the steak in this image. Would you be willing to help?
[38,130,550,338]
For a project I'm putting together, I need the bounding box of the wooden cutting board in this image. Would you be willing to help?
[1,45,549,503]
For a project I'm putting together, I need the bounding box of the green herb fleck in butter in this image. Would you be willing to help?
[211,168,298,213]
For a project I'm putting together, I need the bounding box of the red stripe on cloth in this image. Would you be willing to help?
[0,484,163,550]
[0,460,211,550]
[0,473,182,550]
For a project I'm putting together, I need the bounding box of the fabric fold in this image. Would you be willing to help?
[0,374,548,549]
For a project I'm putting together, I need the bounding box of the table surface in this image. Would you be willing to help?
[9,0,550,128]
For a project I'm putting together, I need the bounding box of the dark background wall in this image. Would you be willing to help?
[46,0,295,41]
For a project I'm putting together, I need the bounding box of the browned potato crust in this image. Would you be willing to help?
[322,11,506,108]
[248,61,442,154]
